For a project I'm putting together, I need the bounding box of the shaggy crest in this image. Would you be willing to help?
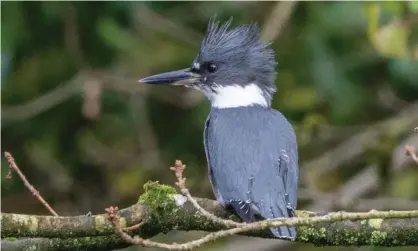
[195,16,278,96]
[200,17,261,54]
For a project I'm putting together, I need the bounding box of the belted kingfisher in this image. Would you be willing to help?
[139,17,299,239]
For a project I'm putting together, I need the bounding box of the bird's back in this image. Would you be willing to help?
[204,105,298,239]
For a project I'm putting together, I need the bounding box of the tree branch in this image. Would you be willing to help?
[4,152,58,216]
[2,181,418,251]
[1,236,128,251]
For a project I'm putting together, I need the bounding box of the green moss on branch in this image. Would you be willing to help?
[2,180,418,251]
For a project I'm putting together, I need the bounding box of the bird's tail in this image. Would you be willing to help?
[261,202,297,239]
[269,226,296,240]
[230,200,297,239]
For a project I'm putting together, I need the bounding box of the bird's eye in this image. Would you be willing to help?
[208,63,217,73]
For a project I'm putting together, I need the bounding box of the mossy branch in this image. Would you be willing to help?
[2,181,418,251]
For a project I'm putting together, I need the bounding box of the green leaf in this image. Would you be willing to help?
[408,0,418,13]
[365,3,380,40]
[381,1,404,17]
[97,18,140,55]
[373,22,409,58]
[41,1,64,21]
[1,2,27,52]
[280,87,321,111]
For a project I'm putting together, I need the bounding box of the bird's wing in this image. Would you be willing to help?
[203,115,224,206]
[205,108,298,222]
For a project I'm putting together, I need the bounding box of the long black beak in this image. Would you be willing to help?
[138,68,199,86]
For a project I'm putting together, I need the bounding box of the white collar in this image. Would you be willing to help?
[203,83,269,108]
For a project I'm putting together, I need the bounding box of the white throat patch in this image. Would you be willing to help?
[203,83,269,108]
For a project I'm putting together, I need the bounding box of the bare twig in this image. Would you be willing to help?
[105,206,120,223]
[405,145,418,164]
[4,152,59,216]
[105,206,145,232]
[105,206,152,247]
[123,221,146,232]
[170,160,244,228]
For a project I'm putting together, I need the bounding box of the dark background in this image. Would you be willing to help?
[2,1,418,251]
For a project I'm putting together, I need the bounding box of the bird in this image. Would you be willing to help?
[138,16,299,239]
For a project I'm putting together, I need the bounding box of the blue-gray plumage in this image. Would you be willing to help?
[204,106,298,238]
[139,16,299,239]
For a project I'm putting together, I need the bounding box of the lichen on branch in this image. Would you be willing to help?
[2,181,418,251]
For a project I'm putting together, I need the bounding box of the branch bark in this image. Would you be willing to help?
[2,182,418,251]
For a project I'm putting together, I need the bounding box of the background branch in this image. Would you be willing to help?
[1,75,84,123]
[302,102,418,189]
[261,1,298,41]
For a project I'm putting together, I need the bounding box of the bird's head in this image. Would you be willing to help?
[139,17,277,108]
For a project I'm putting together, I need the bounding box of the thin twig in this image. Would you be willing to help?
[4,152,59,216]
[405,145,418,164]
[123,221,146,231]
[170,160,245,228]
[105,206,144,232]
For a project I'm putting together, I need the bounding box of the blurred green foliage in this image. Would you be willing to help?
[1,1,418,250]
